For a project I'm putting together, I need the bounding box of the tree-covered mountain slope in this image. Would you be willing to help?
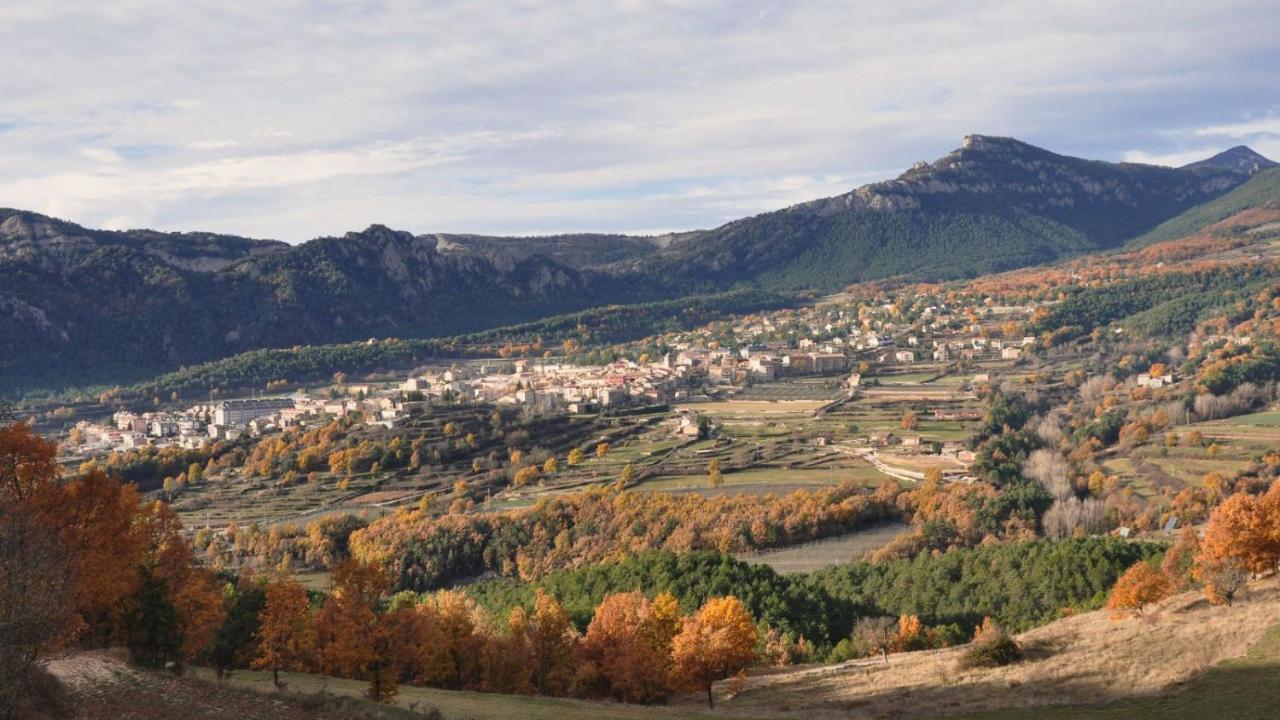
[1,136,1273,393]
[634,135,1269,289]
[1127,166,1280,247]
[0,214,647,391]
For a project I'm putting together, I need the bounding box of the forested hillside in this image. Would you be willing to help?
[1,137,1271,394]
[1128,167,1280,247]
[635,136,1265,288]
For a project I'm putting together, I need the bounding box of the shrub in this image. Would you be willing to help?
[958,618,1023,669]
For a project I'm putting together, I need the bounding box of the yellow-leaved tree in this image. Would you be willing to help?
[669,596,759,708]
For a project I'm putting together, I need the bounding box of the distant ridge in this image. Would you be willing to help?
[1,136,1273,392]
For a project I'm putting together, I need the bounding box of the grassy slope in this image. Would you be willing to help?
[950,620,1280,720]
[1128,167,1280,247]
[192,667,733,720]
[715,574,1280,720]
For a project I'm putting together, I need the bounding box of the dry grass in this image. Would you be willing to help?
[699,575,1280,720]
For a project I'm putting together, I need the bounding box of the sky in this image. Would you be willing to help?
[1,0,1279,243]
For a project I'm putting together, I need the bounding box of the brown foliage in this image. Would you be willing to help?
[253,576,315,685]
[578,591,679,703]
[1200,487,1280,575]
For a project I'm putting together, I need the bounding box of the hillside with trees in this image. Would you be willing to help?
[2,137,1271,396]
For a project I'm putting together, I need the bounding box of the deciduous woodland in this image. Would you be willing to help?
[6,417,1279,713]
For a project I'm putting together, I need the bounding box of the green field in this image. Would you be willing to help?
[1210,409,1280,426]
[948,621,1280,720]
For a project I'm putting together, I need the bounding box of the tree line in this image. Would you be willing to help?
[349,479,902,590]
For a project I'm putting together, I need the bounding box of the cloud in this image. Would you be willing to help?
[1194,117,1280,139]
[1,1,1279,241]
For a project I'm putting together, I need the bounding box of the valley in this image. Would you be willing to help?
[7,138,1280,720]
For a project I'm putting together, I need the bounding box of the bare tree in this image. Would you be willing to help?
[852,616,898,664]
[1043,496,1108,539]
[1034,411,1065,446]
[1078,376,1108,405]
[1200,557,1249,607]
[1024,449,1072,501]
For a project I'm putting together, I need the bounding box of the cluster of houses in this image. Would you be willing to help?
[400,348,851,415]
[69,290,1050,456]
[642,290,1049,373]
[70,393,423,453]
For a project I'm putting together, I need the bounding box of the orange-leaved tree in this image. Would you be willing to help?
[414,589,484,690]
[50,467,147,641]
[134,500,226,665]
[1200,488,1280,575]
[669,596,759,708]
[314,560,384,684]
[1106,561,1173,619]
[579,591,680,703]
[253,575,315,686]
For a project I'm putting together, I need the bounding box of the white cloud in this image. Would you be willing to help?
[0,1,1278,240]
[1194,117,1280,138]
[1120,149,1220,168]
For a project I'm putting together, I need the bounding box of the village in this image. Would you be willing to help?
[64,290,1053,509]
[70,294,1042,441]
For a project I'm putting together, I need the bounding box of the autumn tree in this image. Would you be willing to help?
[0,469,74,717]
[892,614,925,652]
[1161,525,1200,589]
[617,463,636,489]
[55,467,147,639]
[132,501,226,666]
[314,560,384,685]
[521,590,577,695]
[707,459,723,488]
[579,591,678,703]
[566,448,585,466]
[900,411,919,431]
[1106,561,1173,618]
[366,603,419,702]
[0,421,58,503]
[670,596,759,708]
[595,442,610,458]
[1200,490,1280,574]
[253,576,315,686]
[415,590,483,690]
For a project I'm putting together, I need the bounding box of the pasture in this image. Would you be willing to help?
[738,522,910,573]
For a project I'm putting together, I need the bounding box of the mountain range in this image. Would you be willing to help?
[1,135,1275,393]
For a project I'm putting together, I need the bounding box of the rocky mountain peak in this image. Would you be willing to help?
[1183,145,1278,174]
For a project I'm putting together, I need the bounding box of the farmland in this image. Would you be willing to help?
[737,522,911,574]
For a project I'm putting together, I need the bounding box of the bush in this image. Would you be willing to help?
[959,635,1023,669]
[958,618,1023,669]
